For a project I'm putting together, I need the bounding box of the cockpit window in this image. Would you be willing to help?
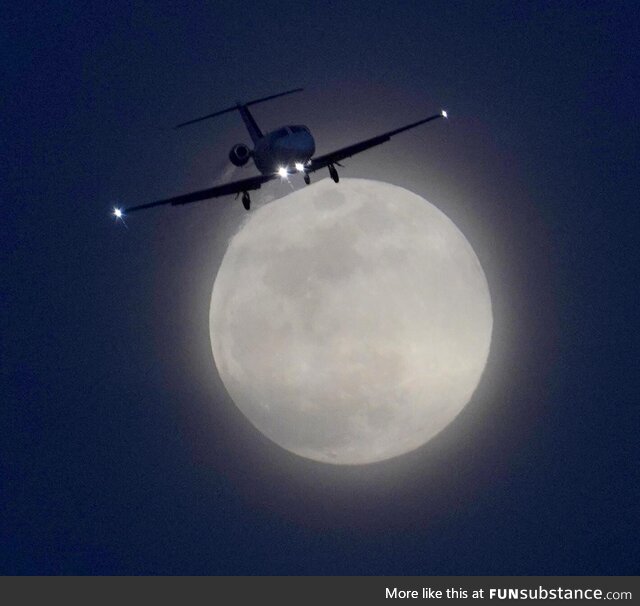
[290,125,306,133]
[274,128,289,139]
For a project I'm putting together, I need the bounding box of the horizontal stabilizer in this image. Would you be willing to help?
[174,88,304,129]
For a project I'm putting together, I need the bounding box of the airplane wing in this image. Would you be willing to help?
[122,173,277,213]
[307,112,446,172]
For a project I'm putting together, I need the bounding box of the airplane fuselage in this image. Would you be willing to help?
[252,125,315,174]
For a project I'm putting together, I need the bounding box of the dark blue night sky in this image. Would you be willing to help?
[2,1,638,574]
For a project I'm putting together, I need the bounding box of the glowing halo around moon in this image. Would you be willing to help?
[210,178,492,465]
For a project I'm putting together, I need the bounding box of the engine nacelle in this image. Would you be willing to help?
[229,143,252,167]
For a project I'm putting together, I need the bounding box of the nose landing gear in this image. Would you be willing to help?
[303,173,311,185]
[328,164,339,183]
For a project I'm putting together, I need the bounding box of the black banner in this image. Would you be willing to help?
[1,576,637,605]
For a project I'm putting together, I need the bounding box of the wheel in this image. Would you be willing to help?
[303,173,310,185]
[329,165,339,183]
[242,192,251,210]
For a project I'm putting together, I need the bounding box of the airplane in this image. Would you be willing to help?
[114,88,447,217]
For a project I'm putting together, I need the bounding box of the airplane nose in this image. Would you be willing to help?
[303,132,316,158]
[277,132,315,165]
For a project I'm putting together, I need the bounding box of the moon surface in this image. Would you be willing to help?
[210,178,492,464]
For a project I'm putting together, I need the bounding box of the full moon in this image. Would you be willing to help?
[210,178,492,464]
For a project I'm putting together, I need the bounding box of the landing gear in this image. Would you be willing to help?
[303,172,311,185]
[241,191,251,211]
[328,164,339,183]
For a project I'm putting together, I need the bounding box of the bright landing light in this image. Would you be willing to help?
[113,207,123,219]
[277,166,289,178]
[295,162,305,172]
[441,109,448,119]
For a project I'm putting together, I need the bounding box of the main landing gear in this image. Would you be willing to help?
[241,191,251,210]
[328,164,340,183]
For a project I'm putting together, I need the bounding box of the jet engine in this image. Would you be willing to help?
[229,143,252,167]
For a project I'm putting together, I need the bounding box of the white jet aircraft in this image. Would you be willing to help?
[115,88,447,216]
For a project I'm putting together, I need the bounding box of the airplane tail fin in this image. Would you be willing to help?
[174,88,304,144]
